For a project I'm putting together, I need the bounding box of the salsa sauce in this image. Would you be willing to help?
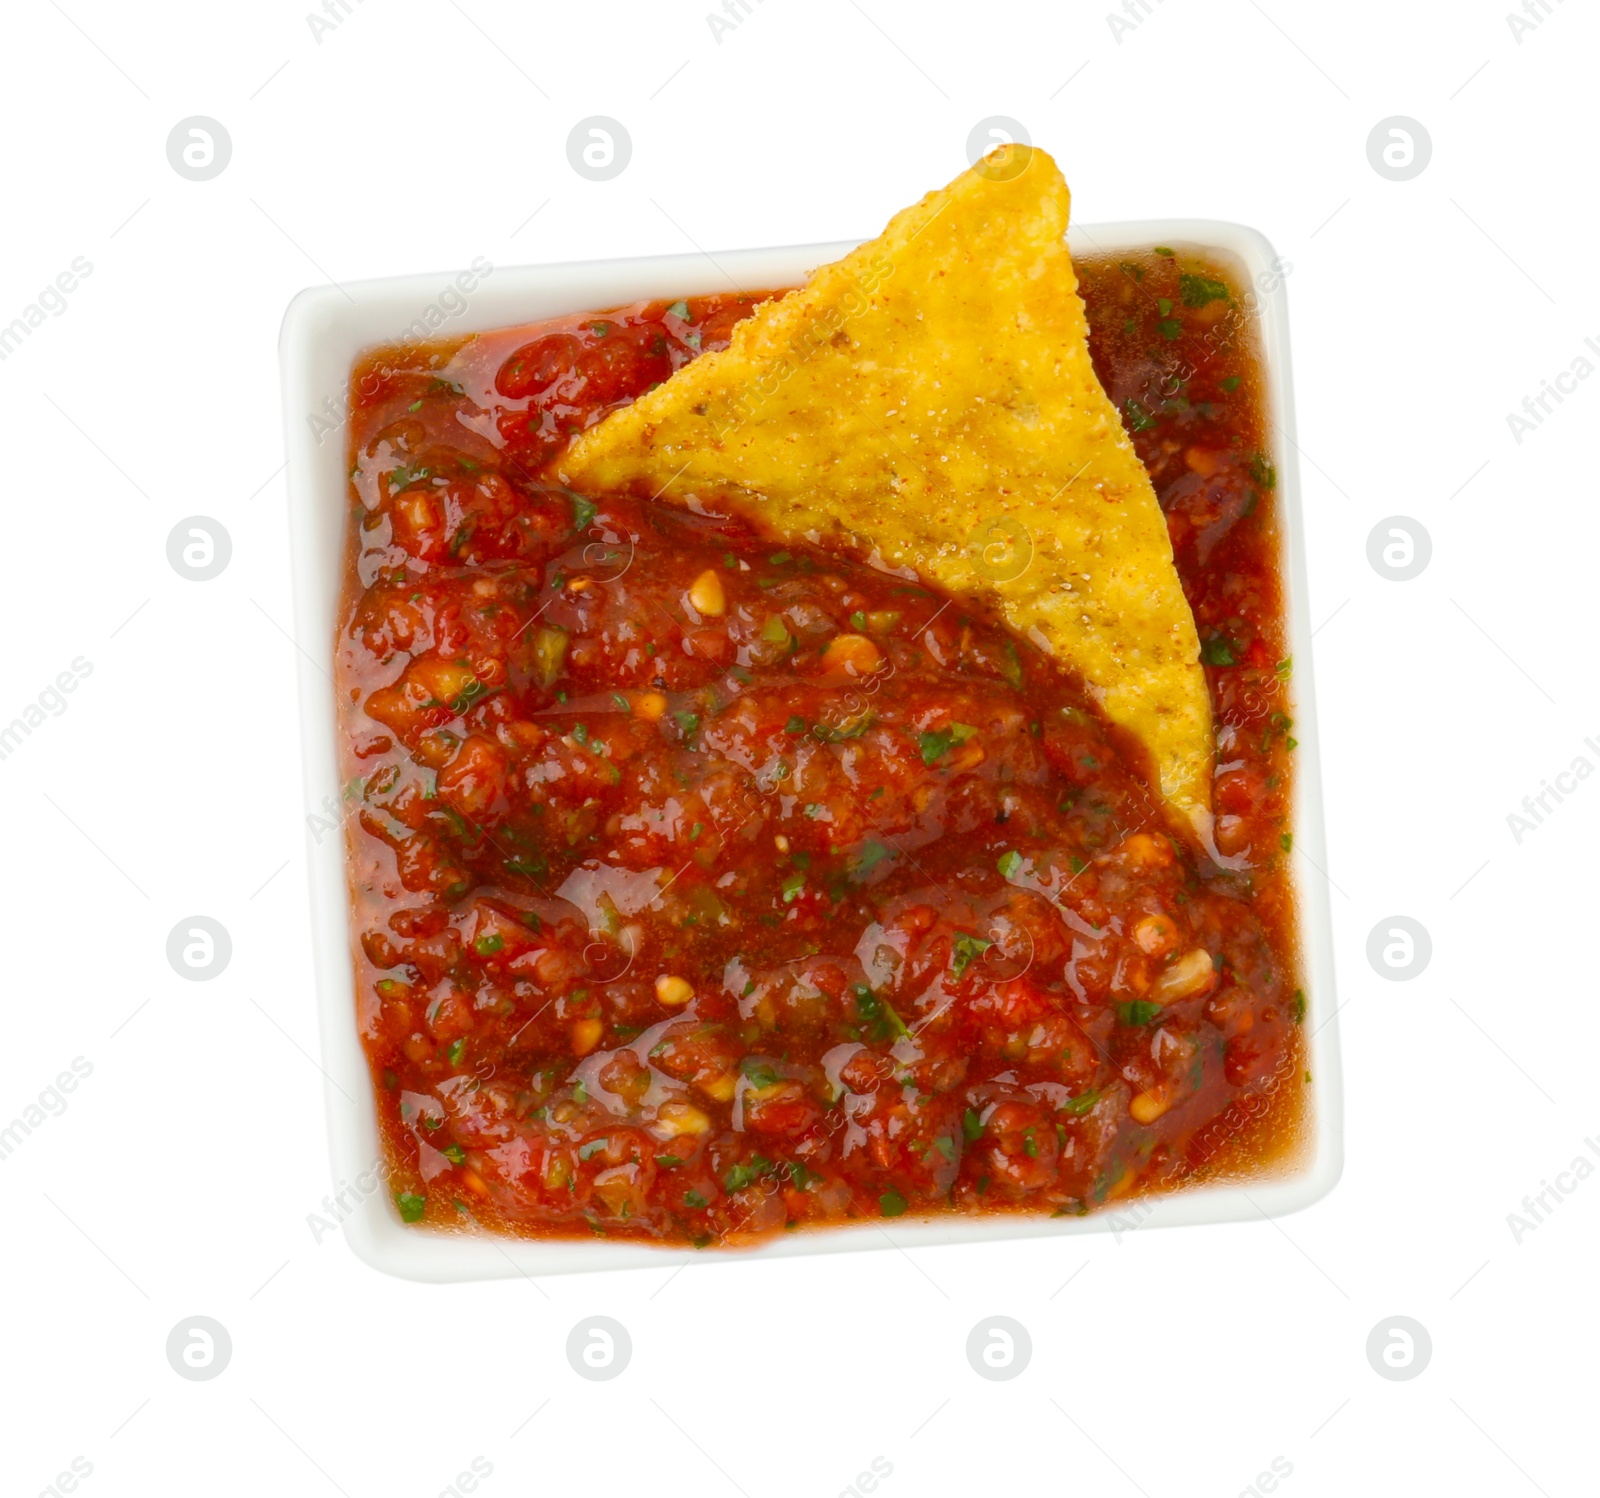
[336,250,1305,1246]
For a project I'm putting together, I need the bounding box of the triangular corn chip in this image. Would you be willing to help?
[558,146,1213,832]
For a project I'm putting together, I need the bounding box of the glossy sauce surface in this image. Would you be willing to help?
[336,251,1305,1246]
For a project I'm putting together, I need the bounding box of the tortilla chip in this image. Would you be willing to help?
[558,145,1213,832]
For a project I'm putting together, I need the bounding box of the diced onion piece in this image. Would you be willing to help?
[1130,1087,1172,1124]
[1112,832,1173,871]
[655,974,694,1007]
[699,1073,736,1103]
[820,633,884,678]
[688,569,725,616]
[1133,914,1178,957]
[654,1100,712,1137]
[531,626,568,688]
[1148,947,1217,1004]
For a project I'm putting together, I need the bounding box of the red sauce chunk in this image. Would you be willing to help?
[336,254,1306,1247]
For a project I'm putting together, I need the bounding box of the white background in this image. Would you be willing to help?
[2,1,1595,1494]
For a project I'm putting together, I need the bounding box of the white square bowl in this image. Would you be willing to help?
[279,222,1342,1281]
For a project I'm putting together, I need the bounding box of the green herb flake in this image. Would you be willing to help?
[849,841,892,879]
[852,984,908,1039]
[386,463,434,492]
[1116,1000,1163,1026]
[1246,453,1278,490]
[1179,272,1230,308]
[919,722,979,767]
[395,1190,426,1223]
[950,932,993,979]
[879,1189,908,1218]
[999,639,1024,689]
[724,1157,773,1193]
[741,1059,782,1089]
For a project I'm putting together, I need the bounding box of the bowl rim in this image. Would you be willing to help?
[278,220,1343,1281]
